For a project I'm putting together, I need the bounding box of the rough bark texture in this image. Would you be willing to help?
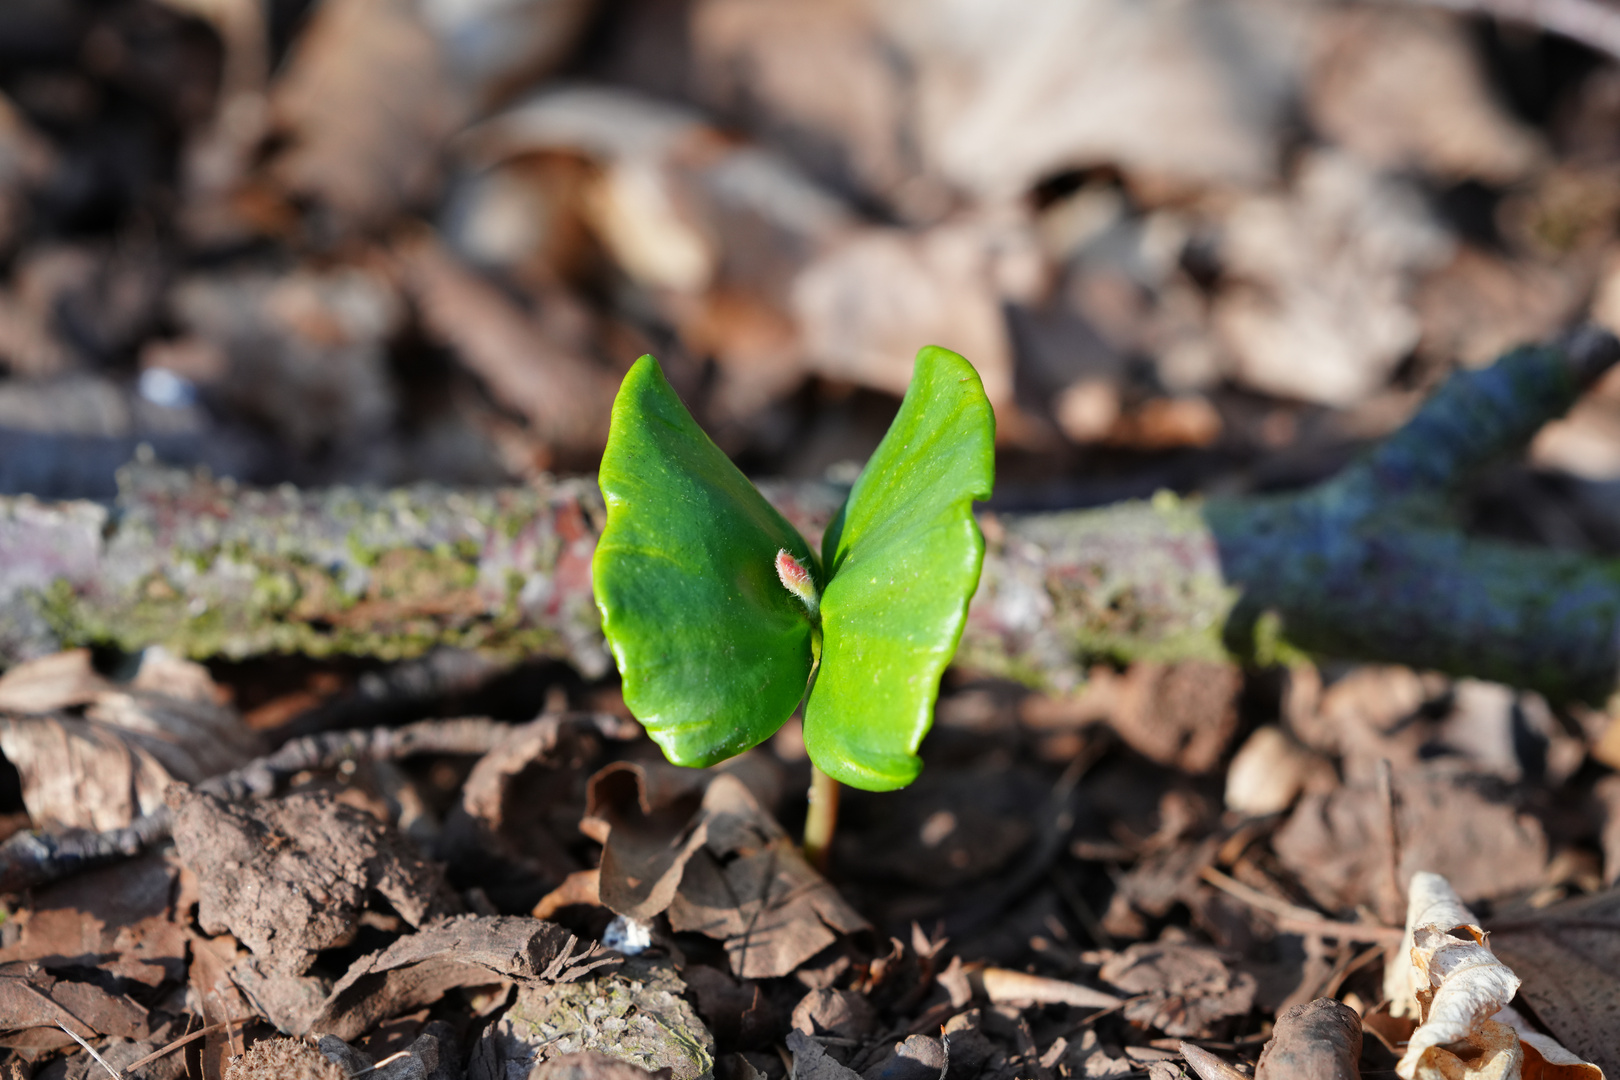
[2,329,1618,703]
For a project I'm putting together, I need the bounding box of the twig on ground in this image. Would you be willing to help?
[1201,866,1405,945]
[54,1022,123,1079]
[121,1017,252,1073]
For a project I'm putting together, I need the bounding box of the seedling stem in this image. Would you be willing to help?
[803,765,841,870]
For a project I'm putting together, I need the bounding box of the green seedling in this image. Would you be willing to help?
[591,346,995,858]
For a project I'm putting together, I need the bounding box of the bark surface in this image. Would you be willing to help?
[3,329,1618,703]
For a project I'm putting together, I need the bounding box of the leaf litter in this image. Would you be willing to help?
[11,0,1620,1078]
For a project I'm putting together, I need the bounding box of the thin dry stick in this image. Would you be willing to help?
[1201,866,1405,945]
[121,1017,252,1073]
[55,1022,123,1080]
[1323,941,1390,999]
[352,1050,415,1076]
[1377,757,1404,926]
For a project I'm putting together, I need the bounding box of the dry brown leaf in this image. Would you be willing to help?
[1494,1005,1605,1080]
[587,763,869,978]
[1273,768,1548,916]
[692,0,914,207]
[1492,889,1620,1077]
[167,264,402,456]
[790,219,1025,427]
[1214,149,1453,406]
[0,649,255,831]
[1097,942,1256,1038]
[399,235,618,459]
[269,0,461,230]
[1180,1043,1248,1080]
[265,0,595,234]
[0,648,108,713]
[308,915,618,1040]
[878,0,1310,198]
[666,775,871,978]
[1305,6,1542,184]
[1103,660,1243,775]
[1224,725,1336,818]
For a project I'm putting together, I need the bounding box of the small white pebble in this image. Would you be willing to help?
[603,914,653,955]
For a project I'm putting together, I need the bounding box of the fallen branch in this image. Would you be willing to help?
[2,329,1619,703]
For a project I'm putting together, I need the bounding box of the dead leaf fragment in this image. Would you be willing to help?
[172,789,463,975]
[976,968,1120,1010]
[479,955,713,1080]
[787,1029,864,1080]
[307,916,616,1040]
[1098,942,1256,1038]
[1494,1005,1605,1080]
[0,649,254,831]
[589,766,869,979]
[1395,873,1528,1080]
[1491,888,1620,1078]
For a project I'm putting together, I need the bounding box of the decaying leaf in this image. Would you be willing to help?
[1394,873,1521,1078]
[399,235,619,459]
[446,711,638,912]
[1491,888,1620,1078]
[1097,942,1256,1038]
[307,915,618,1040]
[172,788,463,976]
[587,763,870,978]
[1213,148,1454,406]
[1495,1005,1605,1080]
[0,649,255,831]
[477,955,714,1080]
[0,961,150,1052]
[1394,873,1605,1080]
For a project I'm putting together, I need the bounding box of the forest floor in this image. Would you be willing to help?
[4,0,1620,1076]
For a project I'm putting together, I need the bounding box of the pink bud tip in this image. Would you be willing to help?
[775,550,820,614]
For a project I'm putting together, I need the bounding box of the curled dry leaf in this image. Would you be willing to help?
[1495,1005,1605,1080]
[0,649,255,831]
[1395,872,1521,1078]
[1394,873,1605,1080]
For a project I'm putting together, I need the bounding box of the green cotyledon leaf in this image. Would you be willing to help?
[592,355,818,767]
[805,346,995,791]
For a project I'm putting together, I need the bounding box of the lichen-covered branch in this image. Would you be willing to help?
[3,328,1619,704]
